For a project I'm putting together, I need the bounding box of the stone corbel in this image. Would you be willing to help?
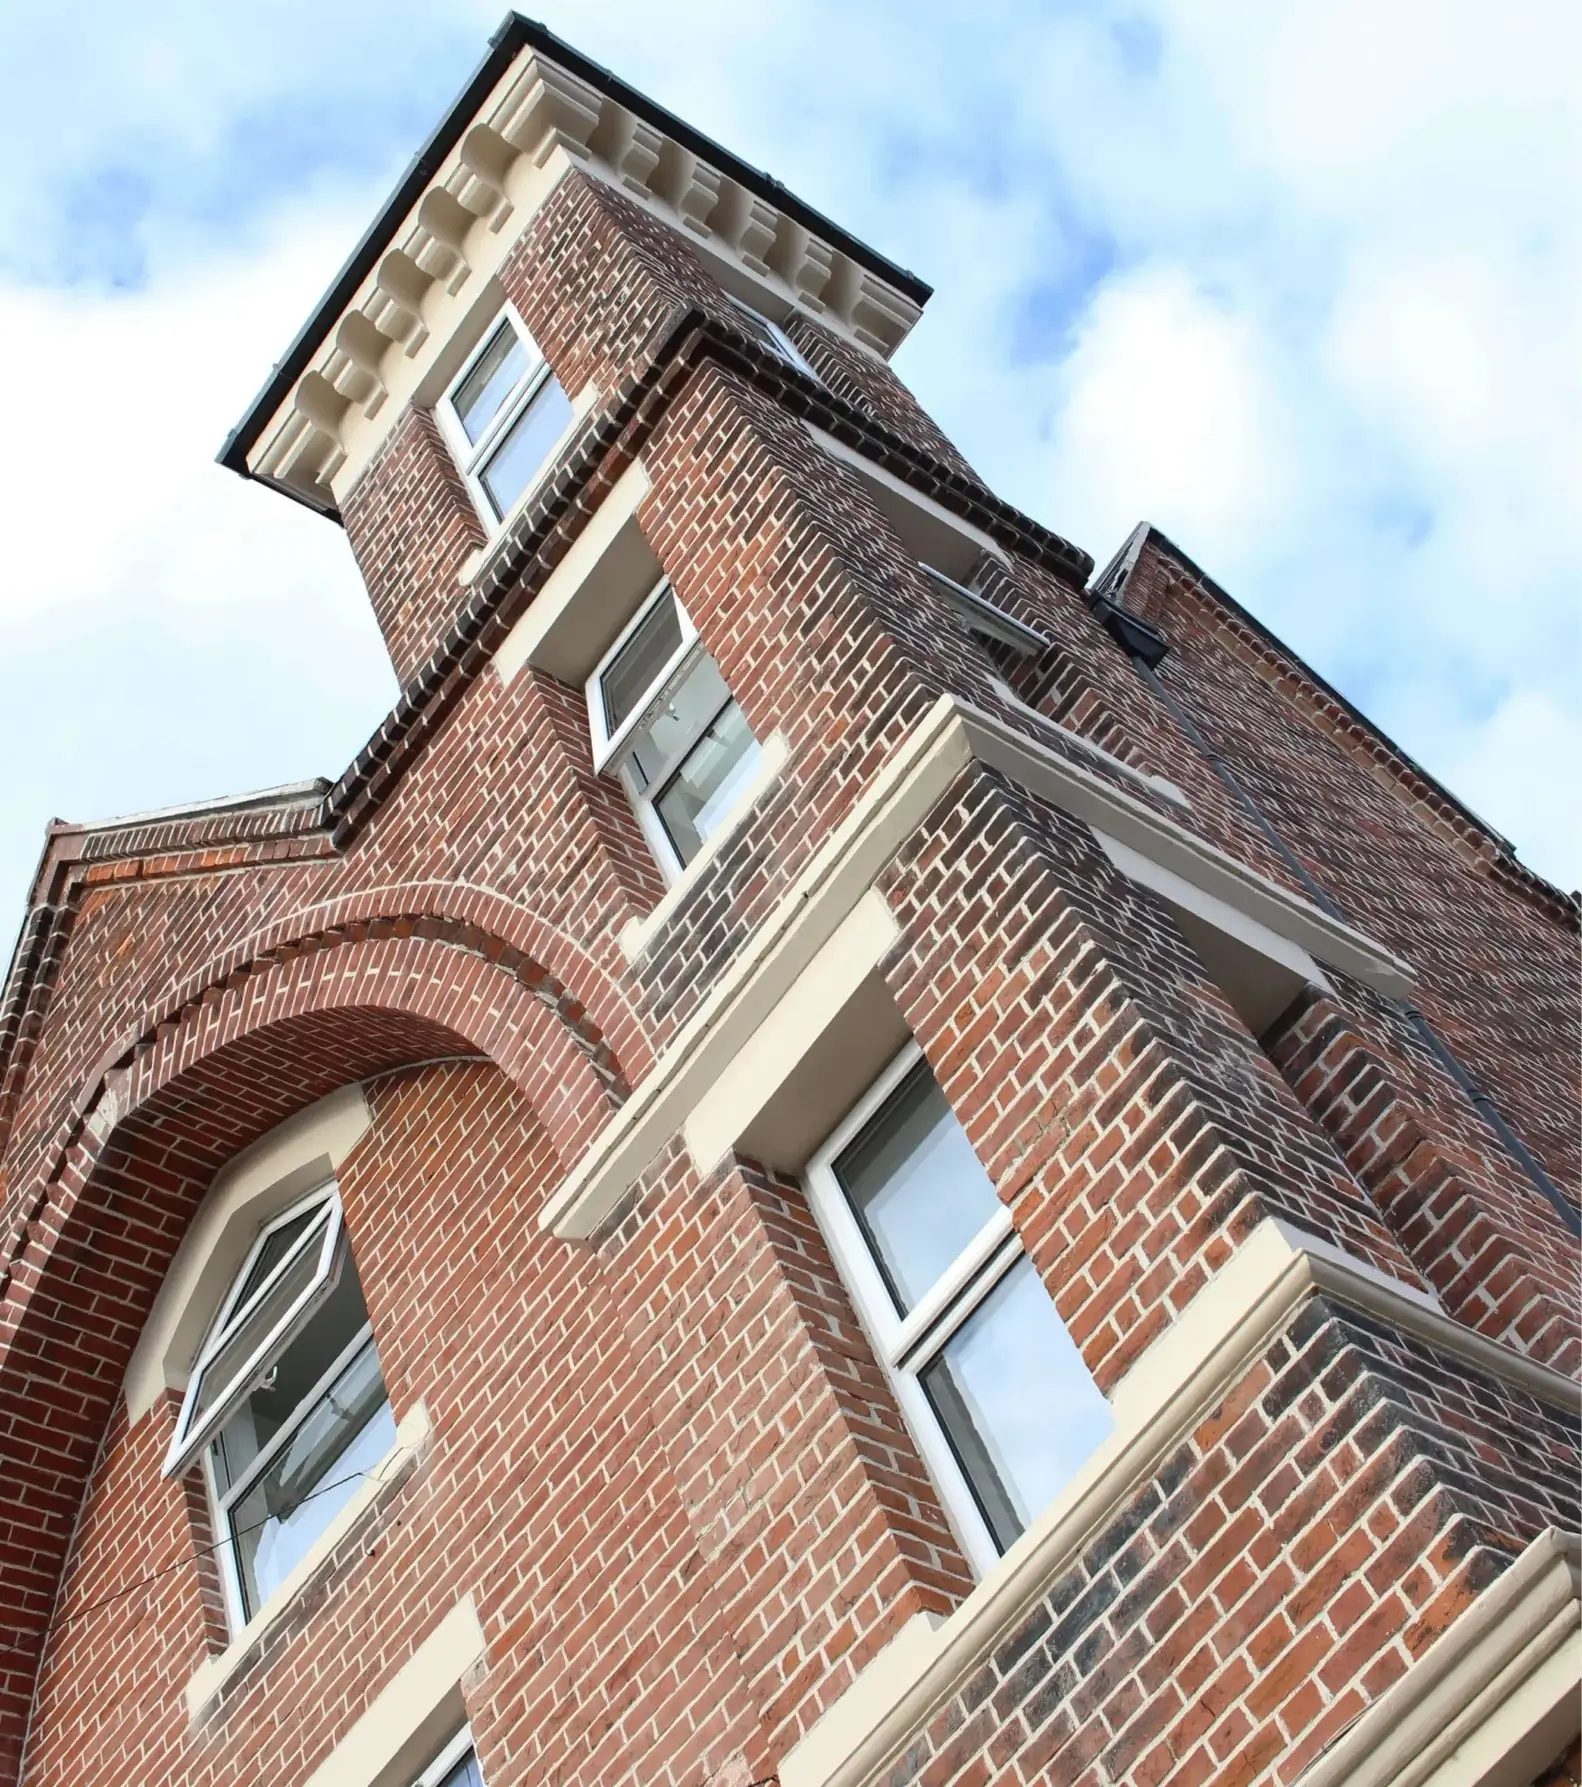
[292,370,348,442]
[667,149,723,236]
[602,106,664,195]
[773,221,835,311]
[710,182,771,270]
[415,189,476,293]
[848,272,923,354]
[270,378,345,490]
[332,313,390,418]
[733,194,780,274]
[371,251,431,357]
[456,125,516,232]
[497,56,602,169]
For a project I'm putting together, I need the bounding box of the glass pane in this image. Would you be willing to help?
[729,301,778,349]
[624,652,729,791]
[728,297,801,370]
[478,374,574,519]
[229,1338,394,1619]
[834,1064,1001,1315]
[228,1202,324,1315]
[601,592,685,738]
[188,1213,331,1431]
[210,1250,370,1494]
[919,1256,1114,1552]
[431,1753,485,1787]
[654,701,762,866]
[453,324,529,445]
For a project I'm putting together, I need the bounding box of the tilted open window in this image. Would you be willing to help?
[920,562,1048,671]
[726,294,820,381]
[165,1183,395,1628]
[586,576,764,880]
[437,304,575,528]
[804,1045,1114,1575]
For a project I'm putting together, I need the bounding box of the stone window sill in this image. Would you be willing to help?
[185,1400,431,1723]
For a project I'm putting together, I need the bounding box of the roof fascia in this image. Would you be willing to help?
[1123,524,1577,913]
[218,10,931,491]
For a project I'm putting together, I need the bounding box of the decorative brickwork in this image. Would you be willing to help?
[0,32,1576,1787]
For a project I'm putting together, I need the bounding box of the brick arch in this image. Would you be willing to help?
[0,928,618,1784]
[2,895,648,1280]
[184,879,656,1084]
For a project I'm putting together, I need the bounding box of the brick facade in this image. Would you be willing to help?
[1,30,1576,1787]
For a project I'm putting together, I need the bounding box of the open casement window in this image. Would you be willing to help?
[166,1184,395,1627]
[726,294,820,382]
[586,577,764,880]
[804,1045,1114,1575]
[920,563,1048,673]
[436,305,574,528]
[412,1729,485,1787]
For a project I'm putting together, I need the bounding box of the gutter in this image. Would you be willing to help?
[217,10,931,493]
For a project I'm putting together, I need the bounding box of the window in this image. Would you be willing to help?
[920,562,1047,672]
[727,294,820,381]
[586,577,764,879]
[804,1046,1114,1574]
[437,306,574,528]
[412,1729,485,1787]
[165,1184,395,1627]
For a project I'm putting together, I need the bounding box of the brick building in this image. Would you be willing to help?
[1,15,1577,1787]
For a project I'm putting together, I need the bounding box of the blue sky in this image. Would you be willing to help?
[0,0,1578,946]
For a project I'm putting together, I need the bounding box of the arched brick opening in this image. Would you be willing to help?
[0,928,620,1784]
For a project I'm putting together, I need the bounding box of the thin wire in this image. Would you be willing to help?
[1,1464,384,1664]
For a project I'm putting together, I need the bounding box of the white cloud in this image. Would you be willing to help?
[0,0,1577,941]
[1041,265,1292,565]
[0,196,397,929]
[1441,691,1582,891]
[0,201,364,624]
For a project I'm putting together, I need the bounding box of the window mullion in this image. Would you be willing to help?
[215,1319,375,1511]
[640,690,735,800]
[890,1228,1023,1374]
[164,1197,346,1479]
[598,636,707,776]
[204,1206,334,1358]
[468,358,552,473]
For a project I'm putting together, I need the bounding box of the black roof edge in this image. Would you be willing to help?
[1119,522,1527,864]
[218,10,932,487]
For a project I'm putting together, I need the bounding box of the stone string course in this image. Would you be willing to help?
[0,148,1575,1787]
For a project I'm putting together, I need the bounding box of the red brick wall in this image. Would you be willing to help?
[343,405,486,687]
[1,141,1576,1787]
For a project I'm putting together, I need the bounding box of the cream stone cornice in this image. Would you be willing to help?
[245,43,924,510]
[1297,1527,1580,1787]
[776,1220,1579,1787]
[540,692,1414,1242]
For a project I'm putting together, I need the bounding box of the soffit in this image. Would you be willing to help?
[223,16,931,516]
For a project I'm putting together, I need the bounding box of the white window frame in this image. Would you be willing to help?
[584,576,758,883]
[203,1306,378,1632]
[585,575,701,772]
[411,1728,483,1787]
[727,294,820,382]
[920,562,1048,658]
[435,303,564,530]
[163,1182,345,1480]
[803,1042,1030,1577]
